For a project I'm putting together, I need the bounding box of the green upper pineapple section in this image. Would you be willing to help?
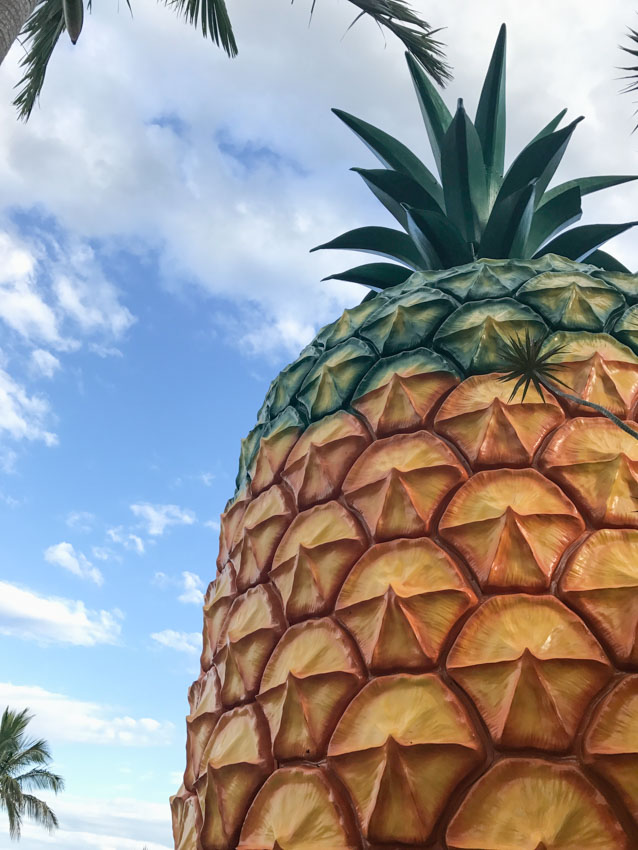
[228,255,638,498]
[313,24,637,283]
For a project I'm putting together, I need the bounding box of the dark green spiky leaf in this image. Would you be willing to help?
[496,329,567,401]
[311,226,425,269]
[588,250,631,273]
[540,175,638,207]
[13,0,66,121]
[525,109,567,147]
[352,168,443,228]
[475,23,507,202]
[323,263,413,289]
[525,186,582,256]
[498,117,583,204]
[620,26,638,130]
[405,52,452,177]
[332,109,443,205]
[534,222,638,262]
[479,180,536,259]
[440,99,488,242]
[404,206,473,267]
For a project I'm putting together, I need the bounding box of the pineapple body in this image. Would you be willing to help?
[172,256,638,849]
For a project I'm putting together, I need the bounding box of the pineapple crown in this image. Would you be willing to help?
[313,24,638,288]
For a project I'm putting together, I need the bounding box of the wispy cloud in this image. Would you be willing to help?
[0,580,121,646]
[0,683,173,746]
[107,526,145,554]
[131,503,196,536]
[45,541,103,585]
[150,629,200,654]
[66,510,96,532]
[0,364,58,446]
[30,348,61,378]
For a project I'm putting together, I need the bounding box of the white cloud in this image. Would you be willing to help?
[151,571,170,588]
[0,683,173,747]
[0,365,57,446]
[204,518,220,532]
[66,510,95,532]
[45,542,103,585]
[0,793,172,850]
[107,526,145,554]
[199,472,214,486]
[30,348,61,378]
[177,571,204,605]
[0,580,121,645]
[131,503,196,536]
[150,629,200,654]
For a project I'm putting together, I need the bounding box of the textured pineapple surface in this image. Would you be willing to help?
[172,257,638,849]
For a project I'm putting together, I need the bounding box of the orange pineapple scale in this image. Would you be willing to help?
[173,362,638,849]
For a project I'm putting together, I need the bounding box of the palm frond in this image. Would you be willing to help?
[344,0,450,85]
[166,0,237,57]
[20,794,60,831]
[15,767,64,794]
[498,331,638,440]
[12,0,66,122]
[620,24,638,130]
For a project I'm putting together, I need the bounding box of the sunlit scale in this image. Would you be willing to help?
[257,618,364,760]
[214,584,286,707]
[446,758,629,849]
[194,704,274,849]
[237,766,359,849]
[270,501,367,621]
[174,24,638,848]
[327,674,484,844]
[584,675,638,823]
[439,469,584,591]
[228,484,296,591]
[335,537,476,671]
[560,530,638,665]
[184,667,221,791]
[342,430,468,540]
[281,411,371,509]
[540,333,638,418]
[434,373,564,467]
[447,595,612,750]
[201,564,236,671]
[540,418,638,527]
[351,348,459,436]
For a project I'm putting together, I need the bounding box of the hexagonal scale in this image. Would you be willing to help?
[342,431,467,540]
[439,469,584,592]
[447,595,612,751]
[335,537,476,672]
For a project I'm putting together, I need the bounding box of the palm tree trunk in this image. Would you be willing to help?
[0,0,37,66]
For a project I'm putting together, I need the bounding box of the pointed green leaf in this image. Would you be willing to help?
[534,221,638,262]
[404,206,473,268]
[405,52,452,178]
[498,117,583,205]
[587,250,631,273]
[332,109,444,206]
[539,175,638,207]
[352,168,443,228]
[322,263,413,289]
[441,99,489,243]
[525,186,582,255]
[526,109,567,146]
[475,23,507,203]
[311,226,425,269]
[479,180,537,259]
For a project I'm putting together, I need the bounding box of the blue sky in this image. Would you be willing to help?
[0,0,638,846]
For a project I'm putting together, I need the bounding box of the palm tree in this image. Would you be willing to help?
[1,0,450,121]
[0,707,64,841]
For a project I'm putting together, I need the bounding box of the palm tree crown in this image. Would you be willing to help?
[0,707,64,841]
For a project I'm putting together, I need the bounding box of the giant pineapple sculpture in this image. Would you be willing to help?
[172,26,638,849]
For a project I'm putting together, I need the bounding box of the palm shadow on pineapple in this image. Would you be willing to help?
[172,24,638,850]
